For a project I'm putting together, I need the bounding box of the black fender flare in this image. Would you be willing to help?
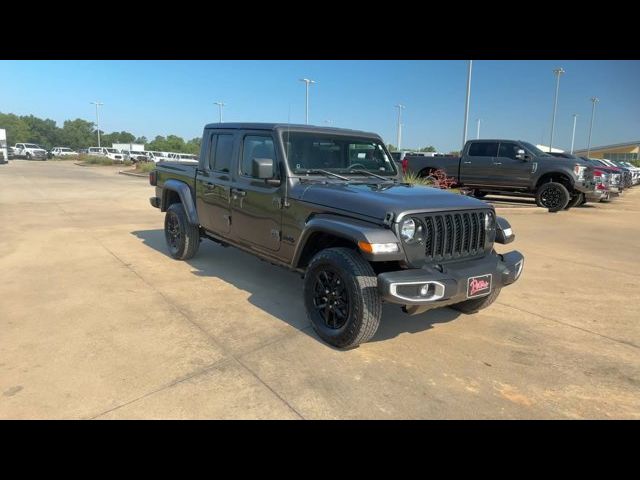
[161,179,199,225]
[292,214,404,268]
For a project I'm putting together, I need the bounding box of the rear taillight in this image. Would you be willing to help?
[149,170,157,186]
[401,158,408,174]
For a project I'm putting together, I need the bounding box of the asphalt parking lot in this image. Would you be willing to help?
[1,160,638,419]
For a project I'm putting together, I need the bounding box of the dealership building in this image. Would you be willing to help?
[573,140,640,162]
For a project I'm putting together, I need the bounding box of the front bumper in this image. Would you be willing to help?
[586,190,606,202]
[574,179,596,194]
[378,251,524,307]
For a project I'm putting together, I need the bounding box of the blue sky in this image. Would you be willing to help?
[1,60,638,152]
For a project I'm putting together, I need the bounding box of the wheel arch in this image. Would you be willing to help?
[161,179,199,225]
[535,171,574,192]
[292,214,403,269]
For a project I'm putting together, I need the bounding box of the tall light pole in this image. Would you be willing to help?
[395,104,405,150]
[549,67,565,152]
[214,101,226,123]
[462,60,472,149]
[570,114,578,154]
[299,78,316,124]
[90,101,104,148]
[476,118,481,139]
[587,97,599,157]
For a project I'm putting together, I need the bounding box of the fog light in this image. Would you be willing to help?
[420,284,432,296]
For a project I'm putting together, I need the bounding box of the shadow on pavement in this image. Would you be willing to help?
[132,229,462,345]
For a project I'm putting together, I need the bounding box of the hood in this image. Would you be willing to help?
[293,181,489,221]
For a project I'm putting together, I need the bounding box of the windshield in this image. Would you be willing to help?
[520,141,552,157]
[60,148,73,152]
[25,144,42,149]
[282,132,397,176]
[106,149,118,153]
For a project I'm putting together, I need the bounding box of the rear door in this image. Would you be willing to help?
[460,141,499,186]
[494,141,531,188]
[230,131,282,252]
[194,130,235,235]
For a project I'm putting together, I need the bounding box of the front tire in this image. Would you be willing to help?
[536,181,570,212]
[26,153,32,160]
[164,203,200,260]
[304,247,382,349]
[565,192,584,210]
[451,287,502,314]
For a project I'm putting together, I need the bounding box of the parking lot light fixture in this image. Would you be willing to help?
[299,78,316,124]
[90,101,104,148]
[395,104,405,150]
[462,60,472,149]
[214,101,226,123]
[549,67,565,153]
[570,114,578,154]
[587,97,599,156]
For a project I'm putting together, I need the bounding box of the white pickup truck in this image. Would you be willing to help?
[87,147,125,162]
[50,147,79,157]
[167,153,199,163]
[14,143,48,160]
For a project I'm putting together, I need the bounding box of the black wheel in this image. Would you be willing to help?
[304,248,381,349]
[451,287,502,314]
[578,195,588,206]
[164,203,200,260]
[26,153,32,160]
[535,181,570,212]
[564,192,585,210]
[473,189,487,198]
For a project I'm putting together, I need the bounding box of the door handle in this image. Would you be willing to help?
[463,161,472,164]
[493,162,502,165]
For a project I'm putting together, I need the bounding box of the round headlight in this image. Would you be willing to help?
[400,218,416,242]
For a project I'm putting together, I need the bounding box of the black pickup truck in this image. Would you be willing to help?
[401,139,596,212]
[149,123,524,348]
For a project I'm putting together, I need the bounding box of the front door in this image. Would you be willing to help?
[460,141,499,186]
[494,142,532,188]
[230,133,282,252]
[195,130,235,235]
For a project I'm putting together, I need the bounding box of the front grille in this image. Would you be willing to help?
[422,210,490,262]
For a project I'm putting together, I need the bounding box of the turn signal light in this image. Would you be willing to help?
[358,241,399,254]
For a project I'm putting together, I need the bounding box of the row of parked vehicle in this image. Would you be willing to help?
[5,143,199,164]
[398,139,639,212]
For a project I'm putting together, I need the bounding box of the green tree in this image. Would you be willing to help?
[59,119,96,150]
[420,146,436,152]
[0,113,31,145]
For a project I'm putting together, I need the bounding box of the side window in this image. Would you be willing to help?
[212,134,234,173]
[498,143,519,160]
[468,142,498,157]
[241,135,276,177]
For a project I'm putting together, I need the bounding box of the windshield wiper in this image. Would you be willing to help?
[348,169,394,181]
[300,169,349,181]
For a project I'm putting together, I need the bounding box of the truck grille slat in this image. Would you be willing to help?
[423,210,489,262]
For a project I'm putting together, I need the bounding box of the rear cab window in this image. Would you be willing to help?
[468,142,499,157]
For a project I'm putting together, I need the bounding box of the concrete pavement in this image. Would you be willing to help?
[0,160,638,419]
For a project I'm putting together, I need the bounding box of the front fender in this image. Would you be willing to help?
[292,214,405,267]
[161,179,199,225]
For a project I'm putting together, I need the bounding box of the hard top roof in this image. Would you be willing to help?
[203,122,380,138]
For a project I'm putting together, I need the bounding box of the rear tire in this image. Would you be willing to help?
[536,181,570,212]
[304,247,381,349]
[451,287,502,314]
[164,203,200,260]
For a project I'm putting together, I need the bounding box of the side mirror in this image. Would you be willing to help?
[252,157,275,179]
[515,149,526,161]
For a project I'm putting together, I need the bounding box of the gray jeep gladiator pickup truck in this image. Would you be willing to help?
[150,123,524,348]
[401,139,596,212]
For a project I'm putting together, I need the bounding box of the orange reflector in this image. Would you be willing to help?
[358,241,373,253]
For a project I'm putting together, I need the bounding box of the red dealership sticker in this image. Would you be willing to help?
[467,274,492,298]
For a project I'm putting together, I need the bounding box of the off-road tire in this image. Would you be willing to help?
[473,189,487,198]
[565,192,585,210]
[535,181,570,212]
[25,153,32,160]
[304,247,382,349]
[164,203,200,260]
[450,286,502,314]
